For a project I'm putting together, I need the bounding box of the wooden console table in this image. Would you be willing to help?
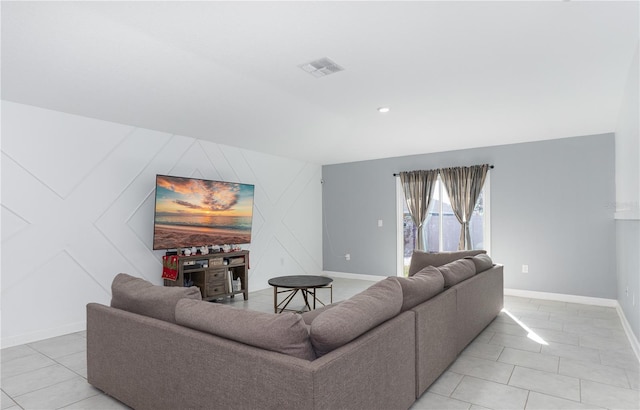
[164,250,249,301]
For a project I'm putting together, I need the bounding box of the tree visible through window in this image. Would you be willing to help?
[402,176,488,273]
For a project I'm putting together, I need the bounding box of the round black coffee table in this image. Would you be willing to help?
[268,275,333,313]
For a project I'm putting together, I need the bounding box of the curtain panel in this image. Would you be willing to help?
[439,164,489,250]
[399,170,438,251]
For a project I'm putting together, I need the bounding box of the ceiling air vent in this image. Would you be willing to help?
[298,57,344,78]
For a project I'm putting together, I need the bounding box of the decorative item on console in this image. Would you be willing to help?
[179,246,218,256]
[232,279,241,291]
[161,255,179,281]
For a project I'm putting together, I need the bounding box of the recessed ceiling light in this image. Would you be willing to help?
[378,107,390,113]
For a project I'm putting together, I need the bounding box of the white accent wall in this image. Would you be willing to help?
[1,101,322,348]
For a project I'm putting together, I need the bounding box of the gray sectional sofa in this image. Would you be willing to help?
[87,250,503,410]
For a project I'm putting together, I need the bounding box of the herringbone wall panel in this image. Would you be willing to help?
[1,102,322,347]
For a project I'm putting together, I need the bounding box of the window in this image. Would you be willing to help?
[397,175,490,276]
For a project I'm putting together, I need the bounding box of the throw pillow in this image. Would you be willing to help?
[438,258,476,287]
[175,299,316,361]
[110,273,201,323]
[309,277,402,357]
[466,254,493,273]
[408,250,486,276]
[396,266,445,311]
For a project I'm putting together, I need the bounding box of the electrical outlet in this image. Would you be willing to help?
[377,219,383,227]
[345,253,351,261]
[522,265,529,273]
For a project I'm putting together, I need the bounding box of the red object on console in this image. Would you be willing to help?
[162,255,179,281]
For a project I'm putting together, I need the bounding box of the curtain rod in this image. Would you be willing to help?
[393,165,494,177]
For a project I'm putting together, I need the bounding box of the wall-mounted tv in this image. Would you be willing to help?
[152,175,255,250]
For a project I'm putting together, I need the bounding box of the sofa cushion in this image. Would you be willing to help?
[466,254,494,273]
[309,277,402,357]
[175,299,316,361]
[438,258,477,287]
[396,266,445,312]
[408,250,486,276]
[110,273,201,323]
[300,302,342,326]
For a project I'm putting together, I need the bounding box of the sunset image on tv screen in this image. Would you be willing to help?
[152,175,255,250]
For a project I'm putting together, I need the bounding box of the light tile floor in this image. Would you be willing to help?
[1,278,639,409]
[412,295,640,410]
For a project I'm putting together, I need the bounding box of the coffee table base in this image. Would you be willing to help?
[273,285,333,313]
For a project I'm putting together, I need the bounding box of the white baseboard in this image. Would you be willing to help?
[322,270,387,282]
[504,288,618,307]
[616,302,640,362]
[504,288,640,362]
[1,321,86,349]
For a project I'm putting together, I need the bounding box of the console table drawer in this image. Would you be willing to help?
[206,268,227,297]
[207,269,227,283]
[206,283,227,296]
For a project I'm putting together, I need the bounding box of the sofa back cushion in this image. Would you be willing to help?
[438,258,477,287]
[467,253,494,273]
[175,299,316,361]
[110,273,201,323]
[309,277,402,357]
[408,250,486,276]
[396,266,445,312]
[300,302,342,326]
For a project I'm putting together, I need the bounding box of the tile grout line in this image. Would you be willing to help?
[505,363,517,386]
[578,378,583,404]
[10,373,98,402]
[448,372,466,398]
[522,390,531,410]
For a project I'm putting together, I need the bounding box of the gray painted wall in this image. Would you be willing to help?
[322,133,617,299]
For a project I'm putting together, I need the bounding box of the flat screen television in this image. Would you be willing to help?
[152,174,255,250]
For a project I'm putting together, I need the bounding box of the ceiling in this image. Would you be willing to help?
[2,1,638,165]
